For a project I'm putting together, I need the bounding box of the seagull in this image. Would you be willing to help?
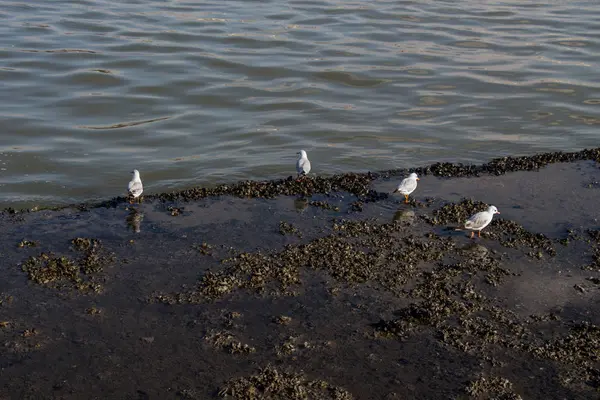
[464,205,500,238]
[393,172,419,203]
[296,150,311,177]
[128,169,143,203]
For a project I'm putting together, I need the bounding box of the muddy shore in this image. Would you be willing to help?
[1,149,599,399]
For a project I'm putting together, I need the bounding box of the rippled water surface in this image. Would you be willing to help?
[1,0,599,206]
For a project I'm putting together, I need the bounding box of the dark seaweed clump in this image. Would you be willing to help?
[279,221,302,237]
[168,148,600,205]
[21,238,113,293]
[155,218,455,304]
[152,174,374,204]
[404,147,600,178]
[71,238,114,274]
[150,196,598,391]
[273,316,292,325]
[72,237,92,251]
[93,173,375,209]
[491,219,555,257]
[2,324,46,354]
[373,259,600,392]
[218,366,353,400]
[465,376,522,399]
[423,198,490,226]
[372,249,515,344]
[156,209,554,304]
[529,322,600,389]
[309,200,340,211]
[192,242,213,256]
[205,330,256,355]
[17,239,37,248]
[166,205,184,216]
[585,229,600,271]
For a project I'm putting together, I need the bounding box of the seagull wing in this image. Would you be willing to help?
[297,158,311,175]
[464,211,492,230]
[128,180,143,197]
[394,177,417,194]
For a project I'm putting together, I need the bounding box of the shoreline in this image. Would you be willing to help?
[5,146,600,214]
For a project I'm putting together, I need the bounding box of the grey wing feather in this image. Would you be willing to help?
[297,158,311,175]
[396,177,417,194]
[465,212,491,230]
[128,181,143,197]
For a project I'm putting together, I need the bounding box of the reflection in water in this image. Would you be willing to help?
[393,209,415,224]
[294,197,308,213]
[126,208,144,233]
[462,242,489,258]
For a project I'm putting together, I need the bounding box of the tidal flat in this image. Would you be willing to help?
[1,149,599,399]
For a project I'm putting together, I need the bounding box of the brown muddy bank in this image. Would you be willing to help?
[1,153,599,399]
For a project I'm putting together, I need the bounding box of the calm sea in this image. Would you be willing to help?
[1,0,599,207]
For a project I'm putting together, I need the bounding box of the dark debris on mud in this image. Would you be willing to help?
[408,147,600,178]
[218,365,353,400]
[279,221,302,237]
[308,200,340,211]
[155,204,555,305]
[155,217,454,304]
[373,256,600,393]
[153,199,598,394]
[192,242,214,256]
[17,239,37,248]
[20,238,113,293]
[2,324,47,355]
[205,330,256,355]
[465,376,523,400]
[584,229,600,271]
[4,148,600,399]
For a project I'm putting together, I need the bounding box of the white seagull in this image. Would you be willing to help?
[128,169,143,203]
[296,150,311,177]
[464,205,500,238]
[393,172,419,204]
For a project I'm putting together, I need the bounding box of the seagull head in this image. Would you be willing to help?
[488,205,500,214]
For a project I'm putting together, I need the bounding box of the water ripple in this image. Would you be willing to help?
[0,0,599,206]
[80,117,171,130]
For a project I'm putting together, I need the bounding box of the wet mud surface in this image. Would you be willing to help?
[1,151,600,399]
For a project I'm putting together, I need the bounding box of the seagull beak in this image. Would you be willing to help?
[416,178,420,181]
[496,211,500,214]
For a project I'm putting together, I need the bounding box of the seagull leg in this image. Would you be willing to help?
[470,231,474,239]
[478,231,481,238]
[404,195,409,204]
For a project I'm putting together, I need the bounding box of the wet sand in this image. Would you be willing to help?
[1,153,599,399]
